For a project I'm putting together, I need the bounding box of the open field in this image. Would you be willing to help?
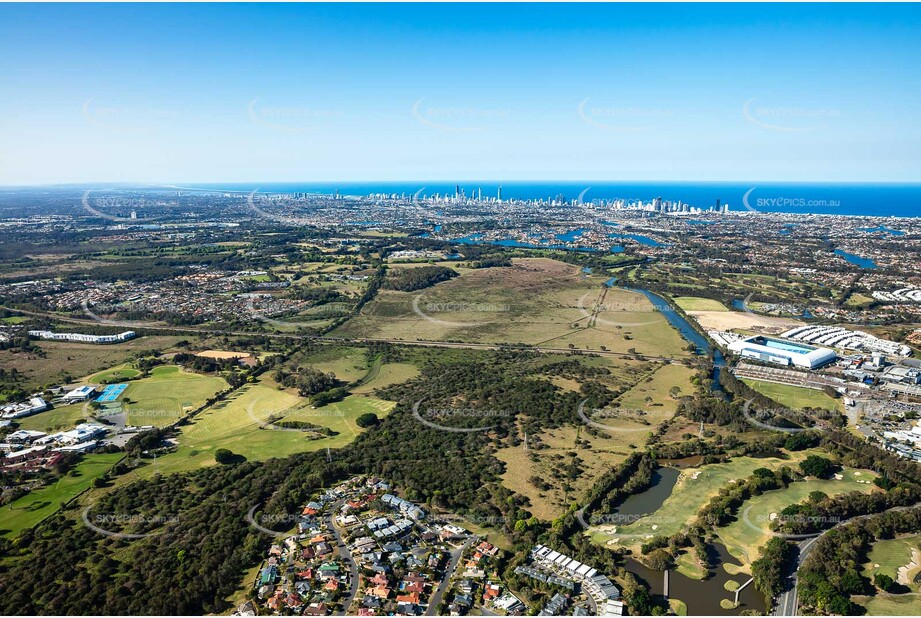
[0,452,124,538]
[616,363,696,416]
[741,378,840,411]
[0,335,185,389]
[718,467,879,569]
[589,451,819,550]
[120,366,228,427]
[335,258,691,357]
[126,380,393,479]
[673,297,729,312]
[302,346,370,383]
[496,424,633,521]
[194,349,251,359]
[686,310,803,333]
[352,362,420,394]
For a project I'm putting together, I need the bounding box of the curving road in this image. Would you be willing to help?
[773,504,921,616]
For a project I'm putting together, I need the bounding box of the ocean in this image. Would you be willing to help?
[193,181,921,219]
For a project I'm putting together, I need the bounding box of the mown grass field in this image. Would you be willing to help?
[88,364,141,383]
[334,258,691,358]
[126,379,394,479]
[673,296,729,312]
[0,452,124,538]
[120,365,228,427]
[718,467,879,570]
[589,451,819,550]
[741,379,840,411]
[15,404,90,433]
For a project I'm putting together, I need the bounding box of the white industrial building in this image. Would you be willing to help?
[28,330,136,344]
[782,325,911,357]
[728,335,837,369]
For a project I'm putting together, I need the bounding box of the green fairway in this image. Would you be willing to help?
[719,467,878,568]
[120,365,227,427]
[858,593,921,615]
[673,296,729,312]
[589,451,817,550]
[741,379,840,411]
[0,452,124,538]
[863,535,921,587]
[127,380,393,479]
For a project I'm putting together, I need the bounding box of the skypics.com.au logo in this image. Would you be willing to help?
[576,399,673,434]
[411,296,510,329]
[411,400,512,433]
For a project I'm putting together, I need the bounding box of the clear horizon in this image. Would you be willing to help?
[2,3,920,185]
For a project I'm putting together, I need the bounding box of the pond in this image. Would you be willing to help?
[626,543,764,615]
[611,467,680,519]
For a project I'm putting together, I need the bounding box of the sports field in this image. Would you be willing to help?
[0,452,124,538]
[589,451,818,550]
[741,379,840,411]
[718,468,878,569]
[673,297,729,312]
[120,365,227,427]
[15,404,89,432]
[127,380,393,479]
[334,258,691,358]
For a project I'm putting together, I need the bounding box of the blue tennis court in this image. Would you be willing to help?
[96,383,128,402]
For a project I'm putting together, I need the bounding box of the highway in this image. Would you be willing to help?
[773,536,818,616]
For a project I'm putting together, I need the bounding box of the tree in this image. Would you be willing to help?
[214,448,235,464]
[355,412,379,428]
[800,455,836,479]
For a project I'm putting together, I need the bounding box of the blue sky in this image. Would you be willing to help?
[1,2,919,184]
